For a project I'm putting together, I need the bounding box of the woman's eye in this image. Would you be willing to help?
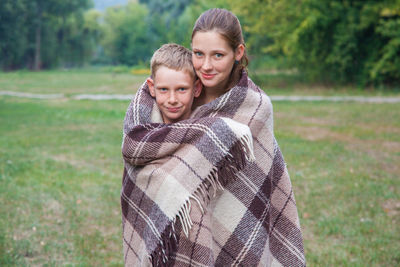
[194,51,203,57]
[215,53,223,58]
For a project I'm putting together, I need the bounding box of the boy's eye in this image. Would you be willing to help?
[178,88,187,92]
[215,53,223,58]
[159,88,167,92]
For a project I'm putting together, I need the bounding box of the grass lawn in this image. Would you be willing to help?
[1,71,399,266]
[1,69,399,96]
[0,70,146,95]
[0,97,127,266]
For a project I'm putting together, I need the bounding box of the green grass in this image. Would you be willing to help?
[248,70,400,96]
[0,97,127,266]
[1,69,400,96]
[1,71,399,266]
[274,101,400,266]
[0,69,147,95]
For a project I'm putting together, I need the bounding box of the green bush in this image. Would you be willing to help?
[231,0,400,87]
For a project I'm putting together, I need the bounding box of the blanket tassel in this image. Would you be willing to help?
[150,135,254,266]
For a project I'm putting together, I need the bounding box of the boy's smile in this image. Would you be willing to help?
[147,66,201,124]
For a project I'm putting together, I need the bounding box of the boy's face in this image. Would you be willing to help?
[147,66,201,124]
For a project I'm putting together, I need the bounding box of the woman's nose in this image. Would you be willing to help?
[202,56,212,71]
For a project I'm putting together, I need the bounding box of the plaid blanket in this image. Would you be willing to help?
[121,71,305,266]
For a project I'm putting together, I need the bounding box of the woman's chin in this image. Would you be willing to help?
[200,79,218,89]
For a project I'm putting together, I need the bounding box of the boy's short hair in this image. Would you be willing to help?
[150,43,196,80]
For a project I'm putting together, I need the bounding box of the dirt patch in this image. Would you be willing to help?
[292,126,355,142]
[346,138,400,153]
[298,116,339,126]
[291,125,400,177]
[56,123,103,132]
[381,141,400,153]
[52,154,90,170]
[42,198,64,223]
[293,125,400,152]
[49,153,113,176]
[380,161,400,176]
[382,199,400,218]
[357,123,400,135]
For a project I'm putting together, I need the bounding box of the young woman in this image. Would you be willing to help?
[121,8,305,267]
[191,9,247,107]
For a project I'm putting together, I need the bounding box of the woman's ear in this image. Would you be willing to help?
[193,79,202,98]
[146,78,156,97]
[235,44,245,61]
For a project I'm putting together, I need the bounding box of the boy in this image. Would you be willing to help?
[146,43,202,124]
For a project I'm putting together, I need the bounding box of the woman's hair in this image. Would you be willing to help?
[192,8,249,79]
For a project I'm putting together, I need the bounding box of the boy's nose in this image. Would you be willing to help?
[168,92,177,104]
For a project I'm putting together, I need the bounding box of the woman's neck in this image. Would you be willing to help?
[194,84,227,107]
[193,70,242,109]
[197,72,241,106]
[205,85,227,100]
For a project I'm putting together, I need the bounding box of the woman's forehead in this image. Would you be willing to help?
[192,31,231,51]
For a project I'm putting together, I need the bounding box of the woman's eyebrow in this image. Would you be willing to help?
[193,48,226,53]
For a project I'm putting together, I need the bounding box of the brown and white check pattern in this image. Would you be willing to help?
[121,71,305,266]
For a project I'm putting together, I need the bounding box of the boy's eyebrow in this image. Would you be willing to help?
[155,82,192,88]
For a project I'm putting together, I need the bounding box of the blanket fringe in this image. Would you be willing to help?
[150,134,254,266]
[150,222,178,267]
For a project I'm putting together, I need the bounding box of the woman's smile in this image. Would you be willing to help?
[201,72,217,80]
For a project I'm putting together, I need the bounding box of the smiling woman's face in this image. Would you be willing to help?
[192,31,237,92]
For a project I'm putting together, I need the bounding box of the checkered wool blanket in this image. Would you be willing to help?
[121,71,305,266]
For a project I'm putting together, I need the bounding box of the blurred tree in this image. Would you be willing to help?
[230,0,400,86]
[0,0,30,70]
[28,0,93,69]
[370,1,400,86]
[139,0,192,19]
[83,9,103,64]
[101,2,150,65]
[0,0,93,70]
[155,0,231,48]
[137,0,195,58]
[99,0,201,65]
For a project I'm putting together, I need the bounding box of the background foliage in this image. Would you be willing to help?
[1,0,399,87]
[229,0,400,86]
[0,0,93,70]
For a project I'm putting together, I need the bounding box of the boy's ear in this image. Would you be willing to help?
[146,78,156,97]
[194,79,202,98]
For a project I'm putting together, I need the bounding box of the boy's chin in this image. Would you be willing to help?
[163,114,184,124]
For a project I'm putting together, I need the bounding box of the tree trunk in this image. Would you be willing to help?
[34,23,41,70]
[34,6,42,71]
